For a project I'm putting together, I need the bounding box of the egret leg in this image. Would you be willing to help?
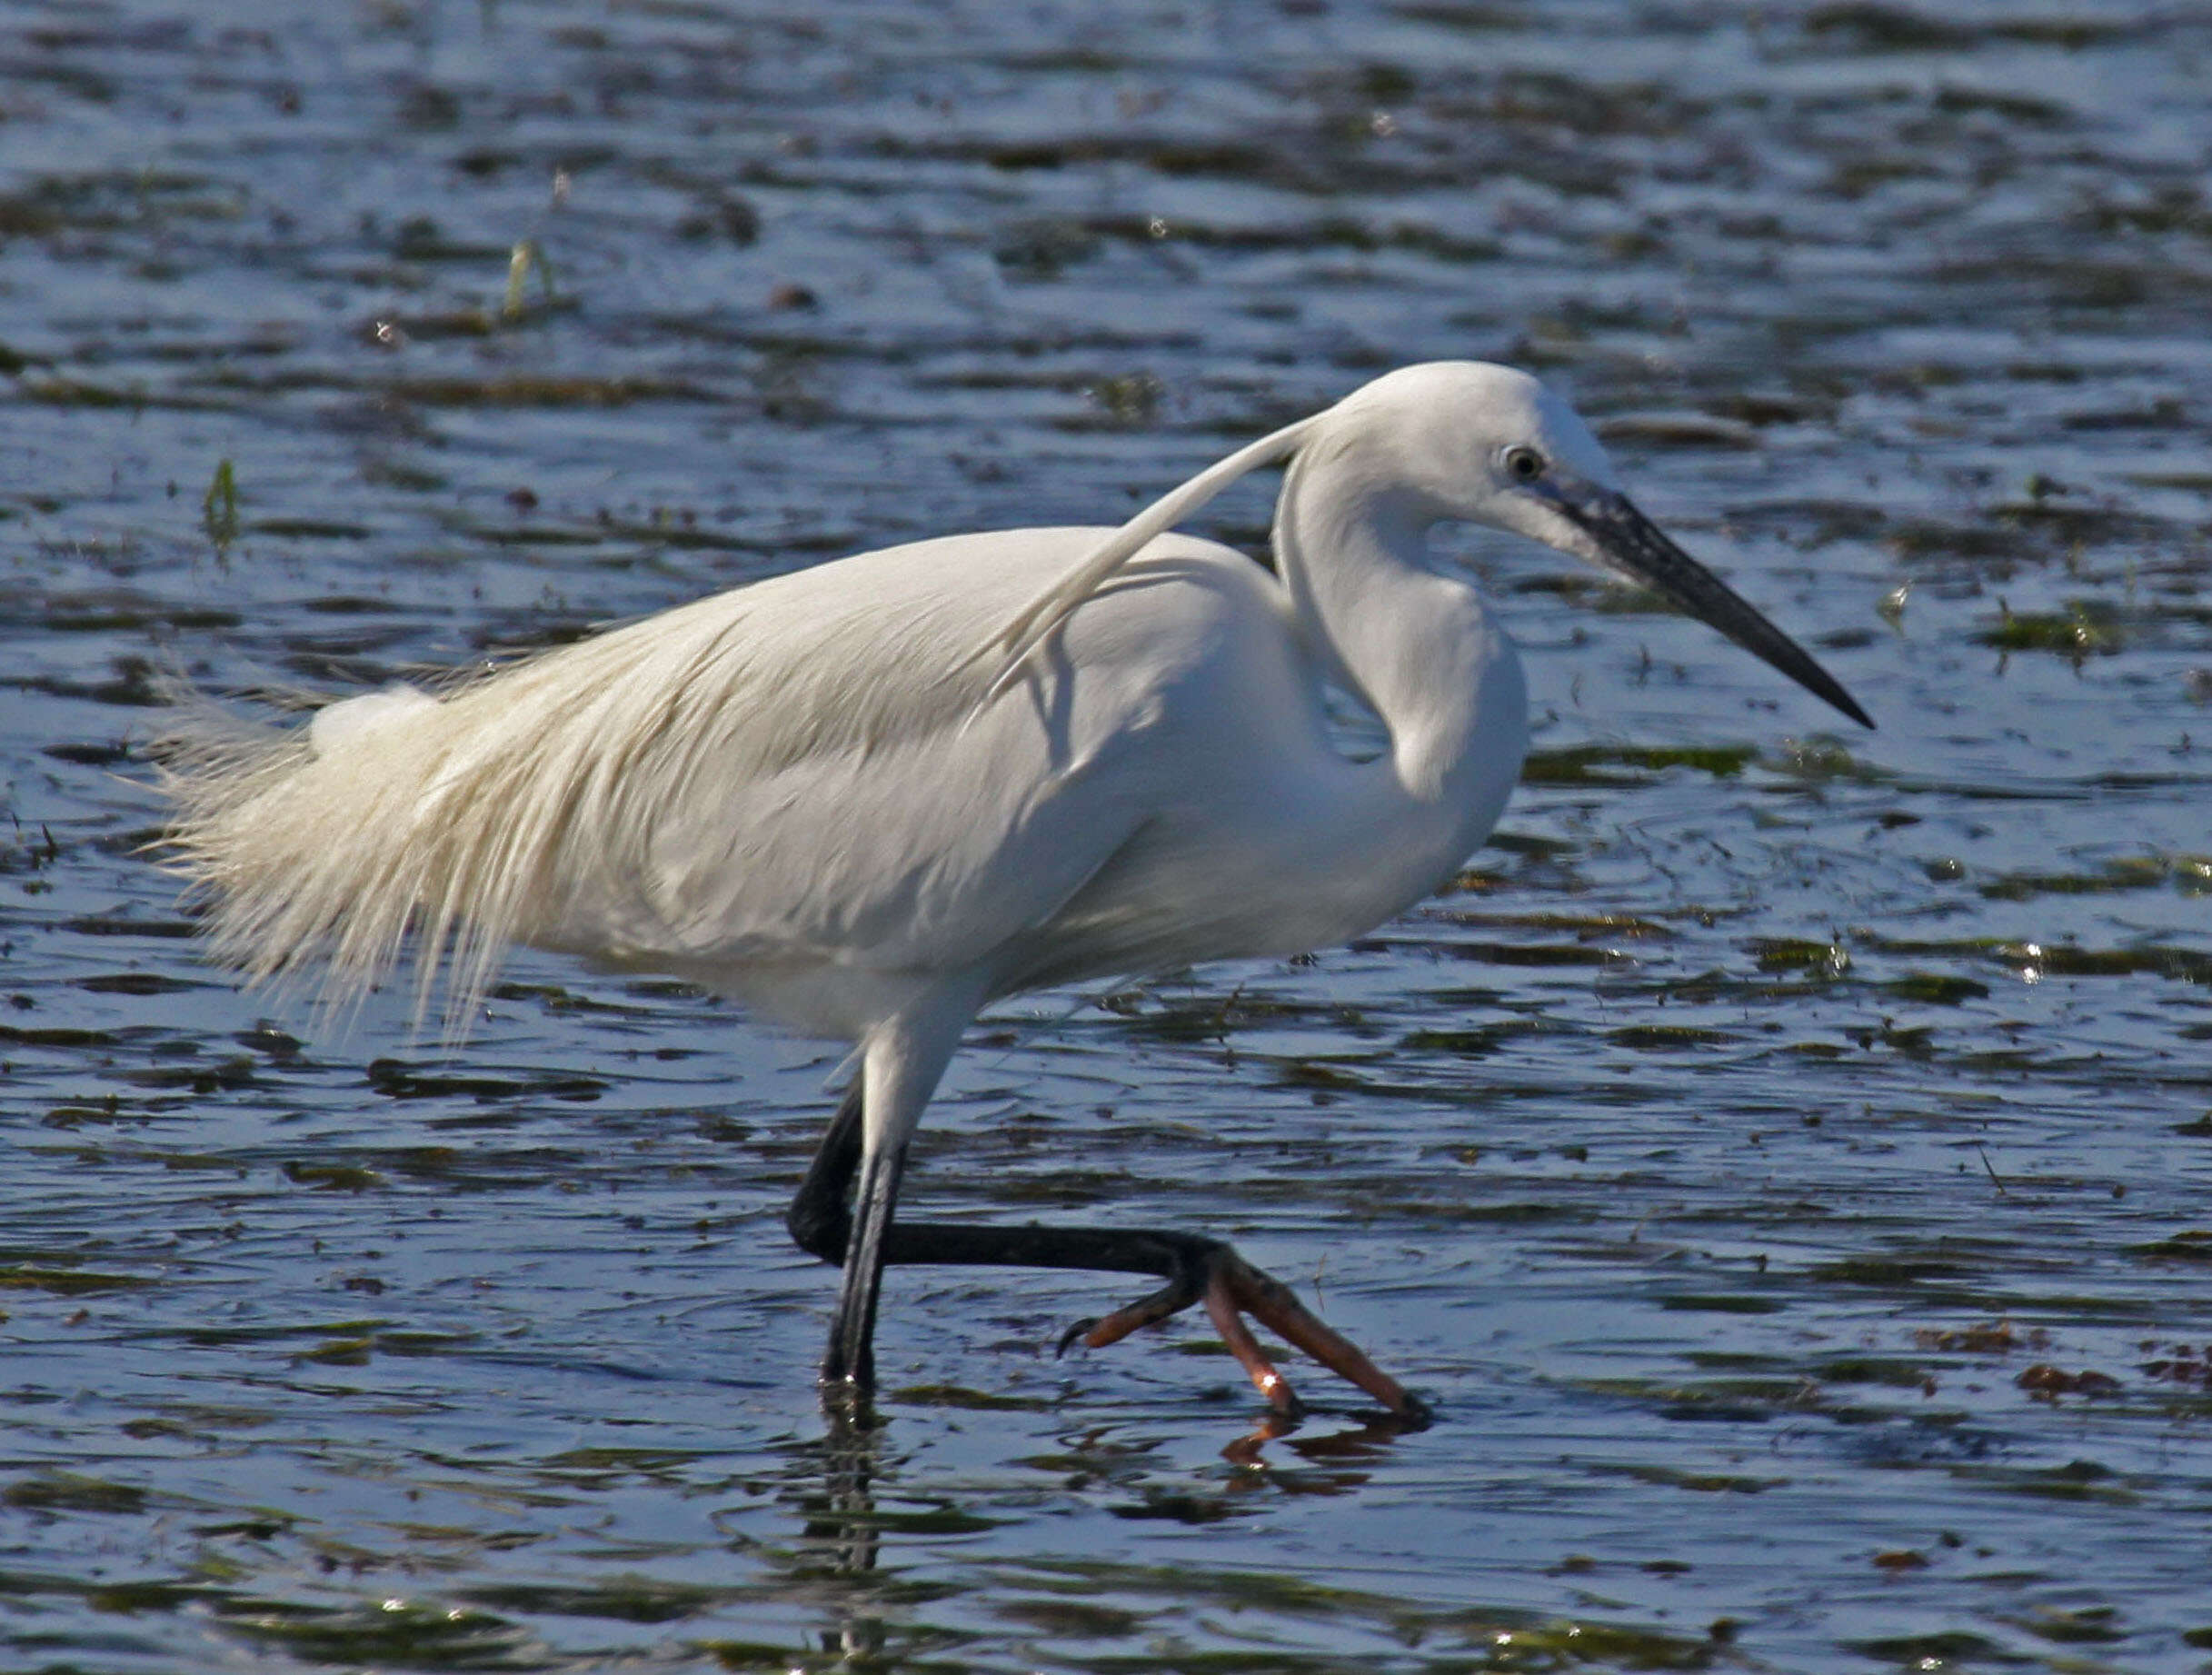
[813,995,979,1409]
[785,1083,1427,1422]
[819,1131,906,1395]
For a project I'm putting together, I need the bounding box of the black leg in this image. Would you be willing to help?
[820,1133,906,1395]
[788,1082,864,1264]
[784,1086,1429,1422]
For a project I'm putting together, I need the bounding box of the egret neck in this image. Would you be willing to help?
[1273,434,1530,906]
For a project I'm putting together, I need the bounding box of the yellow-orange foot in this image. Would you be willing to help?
[1059,1241,1430,1424]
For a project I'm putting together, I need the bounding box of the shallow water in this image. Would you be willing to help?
[4,0,2211,1669]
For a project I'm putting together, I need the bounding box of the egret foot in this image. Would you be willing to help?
[790,1085,1430,1423]
[1058,1238,1430,1423]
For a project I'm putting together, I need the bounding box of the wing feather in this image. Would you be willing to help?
[157,529,1253,1038]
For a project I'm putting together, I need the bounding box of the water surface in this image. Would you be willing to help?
[4,1,2211,1669]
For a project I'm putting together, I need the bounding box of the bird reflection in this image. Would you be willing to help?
[1221,1404,1426,1470]
[799,1409,889,1577]
[746,1397,1428,1661]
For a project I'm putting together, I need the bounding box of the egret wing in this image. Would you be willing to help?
[163,529,1261,1036]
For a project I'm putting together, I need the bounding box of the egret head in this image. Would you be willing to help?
[1336,362,1872,730]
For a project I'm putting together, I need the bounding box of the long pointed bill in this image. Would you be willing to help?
[1547,484,1873,730]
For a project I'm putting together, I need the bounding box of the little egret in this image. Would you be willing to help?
[160,362,1869,1422]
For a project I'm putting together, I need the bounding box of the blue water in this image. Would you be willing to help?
[4,1,2211,1668]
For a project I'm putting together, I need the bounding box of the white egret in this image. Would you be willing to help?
[159,362,1869,1422]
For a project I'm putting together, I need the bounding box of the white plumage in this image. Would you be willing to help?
[159,362,1866,1418]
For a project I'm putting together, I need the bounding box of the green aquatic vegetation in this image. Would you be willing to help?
[1277,1060,1370,1091]
[149,1150,245,1172]
[1845,1629,2013,1665]
[500,239,557,321]
[1949,1460,2138,1505]
[2126,1231,2212,1264]
[1882,973,1988,1004]
[89,1578,223,1610]
[282,1161,383,1191]
[1811,1357,1930,1387]
[699,1640,833,1671]
[0,1023,121,1048]
[1857,932,2212,986]
[1004,1558,1399,1619]
[1749,937,1849,974]
[994,1596,1147,1636]
[2127,466,2212,489]
[458,1576,733,1624]
[1978,852,2212,900]
[891,1383,1055,1411]
[1439,939,1638,967]
[1087,372,1164,425]
[176,1318,391,1349]
[985,1170,1127,1209]
[1440,910,1674,937]
[125,1404,274,1440]
[468,523,615,549]
[0,1264,149,1294]
[201,458,238,551]
[249,518,373,540]
[1932,85,2076,125]
[1422,1200,1589,1224]
[1401,1023,1536,1055]
[23,375,226,410]
[1569,1376,1788,1423]
[4,1474,149,1515]
[1981,598,2124,657]
[1608,1025,1739,1050]
[1108,1489,1235,1523]
[2016,1605,2124,1645]
[1884,517,2018,561]
[213,1595,532,1669]
[387,374,718,408]
[1113,991,1355,1044]
[1594,1462,1785,1494]
[1520,743,1759,785]
[997,1556,1726,1670]
[1994,496,2171,539]
[40,599,241,634]
[538,1446,713,1477]
[1483,830,1582,856]
[1809,1253,1974,1285]
[294,1337,373,1366]
[1999,942,2212,983]
[363,1331,475,1357]
[364,1059,611,1101]
[992,217,1105,280]
[1440,1617,1729,1670]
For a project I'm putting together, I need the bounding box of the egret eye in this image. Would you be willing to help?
[1503,445,1546,483]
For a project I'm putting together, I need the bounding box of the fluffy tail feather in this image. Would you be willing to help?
[153,579,789,1039]
[154,677,552,1040]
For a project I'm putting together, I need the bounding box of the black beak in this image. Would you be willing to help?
[1545,482,1873,730]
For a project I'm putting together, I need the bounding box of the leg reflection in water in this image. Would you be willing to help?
[732,1393,1429,1663]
